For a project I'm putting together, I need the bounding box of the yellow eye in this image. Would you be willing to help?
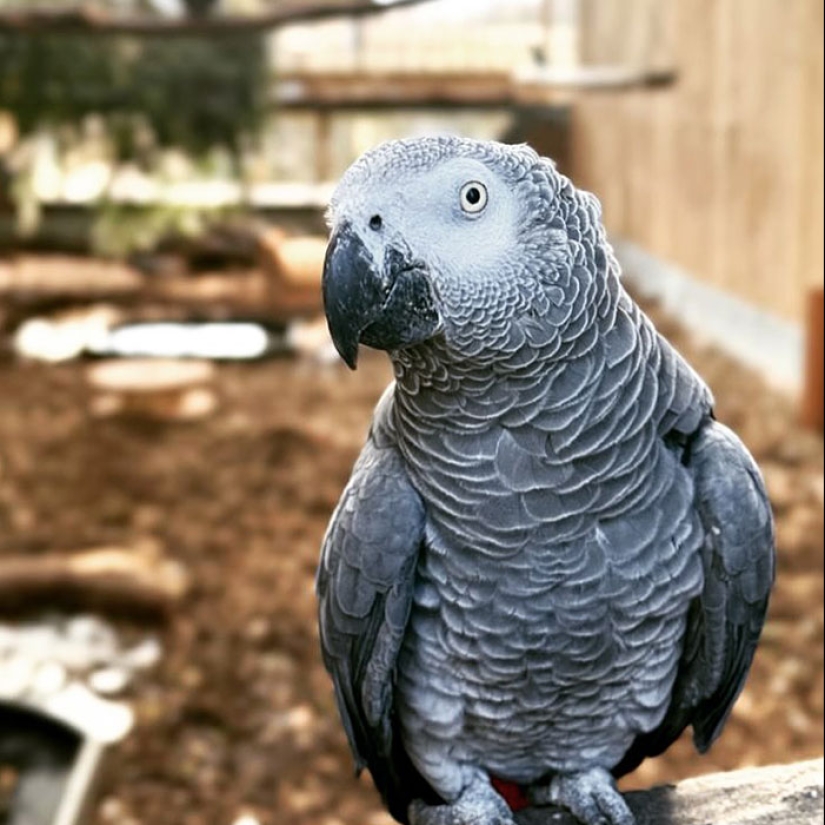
[459,181,488,214]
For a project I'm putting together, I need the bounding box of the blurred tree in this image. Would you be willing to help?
[0,28,267,160]
[181,0,219,18]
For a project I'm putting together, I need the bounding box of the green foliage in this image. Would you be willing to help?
[90,201,206,258]
[0,31,269,158]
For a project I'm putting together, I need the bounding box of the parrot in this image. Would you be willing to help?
[316,136,775,825]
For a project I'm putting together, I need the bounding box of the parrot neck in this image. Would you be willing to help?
[390,262,624,423]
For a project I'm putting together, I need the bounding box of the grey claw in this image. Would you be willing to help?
[408,772,516,825]
[530,768,635,825]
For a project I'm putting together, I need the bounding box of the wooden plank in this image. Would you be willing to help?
[569,94,630,234]
[570,0,822,326]
[578,0,676,71]
[798,0,825,295]
[721,0,807,323]
[515,759,824,824]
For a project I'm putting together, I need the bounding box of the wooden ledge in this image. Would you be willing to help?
[515,759,824,824]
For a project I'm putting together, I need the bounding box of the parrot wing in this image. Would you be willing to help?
[316,415,430,821]
[614,418,775,776]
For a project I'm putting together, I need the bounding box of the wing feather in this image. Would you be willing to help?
[614,418,775,776]
[316,422,429,821]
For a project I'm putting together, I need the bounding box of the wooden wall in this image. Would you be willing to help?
[570,0,823,324]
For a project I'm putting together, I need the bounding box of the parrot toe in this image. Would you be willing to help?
[408,772,516,825]
[528,768,635,825]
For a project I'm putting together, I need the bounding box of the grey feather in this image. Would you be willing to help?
[686,421,774,744]
[316,402,431,820]
[613,420,774,776]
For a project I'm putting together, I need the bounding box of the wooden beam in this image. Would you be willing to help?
[0,0,440,37]
[274,69,676,111]
[275,70,516,109]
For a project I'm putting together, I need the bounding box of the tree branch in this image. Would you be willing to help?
[0,0,441,37]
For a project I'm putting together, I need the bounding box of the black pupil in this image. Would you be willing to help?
[369,215,382,230]
[465,187,481,205]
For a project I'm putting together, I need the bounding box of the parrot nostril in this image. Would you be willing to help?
[369,214,383,231]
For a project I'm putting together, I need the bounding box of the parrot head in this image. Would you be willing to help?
[322,136,605,369]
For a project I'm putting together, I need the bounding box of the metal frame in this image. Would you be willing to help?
[1,701,108,825]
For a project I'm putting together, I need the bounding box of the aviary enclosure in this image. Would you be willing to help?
[0,1,821,824]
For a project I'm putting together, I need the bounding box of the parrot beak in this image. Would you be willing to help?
[322,222,441,369]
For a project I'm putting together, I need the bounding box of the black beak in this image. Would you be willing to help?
[322,223,441,369]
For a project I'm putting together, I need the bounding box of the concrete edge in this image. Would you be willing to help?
[612,238,804,397]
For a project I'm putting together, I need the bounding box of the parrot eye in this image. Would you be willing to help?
[459,181,488,214]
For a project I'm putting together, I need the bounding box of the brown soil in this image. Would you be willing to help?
[0,293,821,825]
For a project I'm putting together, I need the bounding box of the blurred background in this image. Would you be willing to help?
[0,1,822,824]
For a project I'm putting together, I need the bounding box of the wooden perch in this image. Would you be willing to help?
[0,257,142,300]
[0,547,189,621]
[0,0,439,37]
[515,759,824,825]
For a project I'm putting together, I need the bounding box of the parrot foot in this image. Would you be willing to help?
[408,772,516,825]
[528,768,635,825]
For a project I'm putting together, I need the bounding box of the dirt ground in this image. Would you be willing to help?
[0,291,822,825]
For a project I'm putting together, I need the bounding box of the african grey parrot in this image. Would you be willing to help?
[316,136,775,825]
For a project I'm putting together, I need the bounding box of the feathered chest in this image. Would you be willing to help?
[382,311,713,780]
[393,397,675,560]
[387,302,712,556]
[392,400,707,779]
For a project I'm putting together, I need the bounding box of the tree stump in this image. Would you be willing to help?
[257,228,325,319]
[85,358,217,421]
